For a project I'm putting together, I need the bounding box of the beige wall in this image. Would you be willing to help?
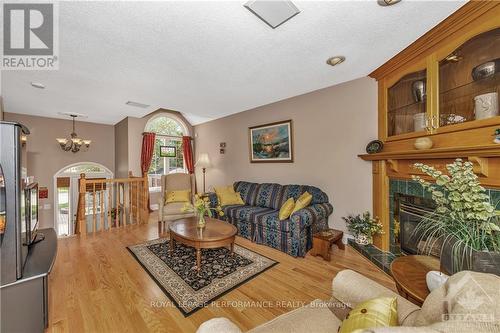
[194,77,377,232]
[114,117,129,178]
[4,112,115,229]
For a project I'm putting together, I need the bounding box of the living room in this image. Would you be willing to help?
[1,1,499,333]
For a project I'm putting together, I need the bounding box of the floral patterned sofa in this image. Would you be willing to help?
[210,181,333,257]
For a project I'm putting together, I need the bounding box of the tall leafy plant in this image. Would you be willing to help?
[412,159,500,271]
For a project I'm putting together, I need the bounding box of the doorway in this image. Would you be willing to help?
[53,162,112,236]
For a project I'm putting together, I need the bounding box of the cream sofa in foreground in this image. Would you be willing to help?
[197,269,500,333]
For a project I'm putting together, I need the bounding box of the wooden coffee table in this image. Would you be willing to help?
[390,255,440,306]
[169,216,237,272]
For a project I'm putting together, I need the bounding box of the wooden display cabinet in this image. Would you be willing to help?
[377,3,499,145]
[437,28,499,132]
[387,68,427,137]
[360,2,500,251]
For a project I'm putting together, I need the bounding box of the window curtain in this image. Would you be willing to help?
[182,136,194,174]
[141,132,156,212]
[141,132,156,175]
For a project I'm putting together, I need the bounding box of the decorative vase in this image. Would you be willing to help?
[413,113,427,132]
[474,92,499,120]
[197,214,206,229]
[412,80,426,103]
[355,234,372,245]
[414,137,433,150]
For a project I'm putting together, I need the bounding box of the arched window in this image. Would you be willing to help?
[145,115,188,189]
[61,163,111,174]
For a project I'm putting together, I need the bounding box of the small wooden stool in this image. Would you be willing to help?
[310,229,344,261]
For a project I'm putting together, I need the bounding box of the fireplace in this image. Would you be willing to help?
[394,193,435,255]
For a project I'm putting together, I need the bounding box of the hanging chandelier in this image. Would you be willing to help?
[56,115,91,153]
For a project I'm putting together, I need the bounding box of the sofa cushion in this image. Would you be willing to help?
[279,197,295,220]
[234,181,261,206]
[253,210,289,233]
[292,191,312,214]
[215,186,244,206]
[223,205,275,224]
[279,185,329,207]
[254,183,284,209]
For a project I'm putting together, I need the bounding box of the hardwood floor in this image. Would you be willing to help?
[48,217,395,333]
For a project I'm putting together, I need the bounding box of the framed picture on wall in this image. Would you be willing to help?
[249,120,293,163]
[160,146,177,158]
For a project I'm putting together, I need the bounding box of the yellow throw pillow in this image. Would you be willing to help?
[215,186,244,206]
[292,191,313,213]
[165,190,191,204]
[339,297,398,333]
[279,197,295,220]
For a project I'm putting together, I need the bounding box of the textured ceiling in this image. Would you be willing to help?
[1,1,465,125]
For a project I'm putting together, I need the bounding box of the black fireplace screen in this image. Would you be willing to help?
[395,193,436,255]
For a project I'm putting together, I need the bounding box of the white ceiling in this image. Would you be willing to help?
[1,1,465,125]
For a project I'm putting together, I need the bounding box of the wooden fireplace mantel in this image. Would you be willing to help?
[359,144,500,161]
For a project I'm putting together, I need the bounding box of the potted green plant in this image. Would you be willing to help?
[412,159,500,275]
[342,212,384,245]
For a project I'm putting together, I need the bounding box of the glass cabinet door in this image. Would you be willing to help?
[387,69,428,137]
[439,28,500,128]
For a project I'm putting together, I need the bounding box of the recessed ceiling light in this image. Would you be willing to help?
[30,82,45,89]
[244,0,300,29]
[377,0,402,6]
[126,101,150,109]
[326,56,346,67]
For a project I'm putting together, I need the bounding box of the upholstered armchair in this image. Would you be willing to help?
[158,173,196,232]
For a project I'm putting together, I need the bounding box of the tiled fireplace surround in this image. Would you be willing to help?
[349,177,500,274]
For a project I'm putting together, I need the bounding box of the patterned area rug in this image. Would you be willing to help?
[128,238,278,316]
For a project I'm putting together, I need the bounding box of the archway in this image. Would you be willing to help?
[53,162,113,236]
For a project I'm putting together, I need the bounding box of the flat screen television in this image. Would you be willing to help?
[24,182,39,245]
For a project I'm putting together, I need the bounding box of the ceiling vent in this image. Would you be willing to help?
[244,1,300,29]
[126,101,150,108]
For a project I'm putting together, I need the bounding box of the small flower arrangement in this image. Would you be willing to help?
[342,211,383,245]
[182,194,224,228]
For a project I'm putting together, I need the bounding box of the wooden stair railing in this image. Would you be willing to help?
[75,172,149,235]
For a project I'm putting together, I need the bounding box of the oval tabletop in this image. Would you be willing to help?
[390,255,441,304]
[169,216,237,242]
